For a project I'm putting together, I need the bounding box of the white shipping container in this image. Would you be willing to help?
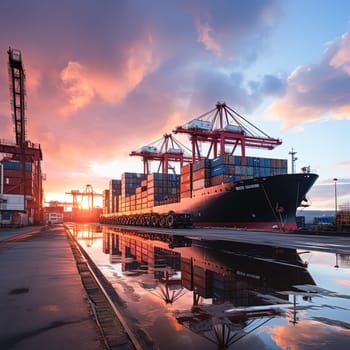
[186,119,211,131]
[224,124,244,133]
[168,148,182,154]
[0,194,25,211]
[141,146,158,153]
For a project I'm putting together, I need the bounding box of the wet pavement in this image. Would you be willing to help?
[0,226,108,350]
[68,224,350,350]
[1,224,350,349]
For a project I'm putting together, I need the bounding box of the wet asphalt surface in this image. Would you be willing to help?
[1,224,349,350]
[0,226,132,350]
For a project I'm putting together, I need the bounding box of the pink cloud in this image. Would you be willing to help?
[269,31,350,128]
[330,32,350,74]
[60,37,159,116]
[0,1,288,198]
[270,320,350,350]
[195,18,222,56]
[60,61,95,113]
[338,279,350,287]
[337,160,350,168]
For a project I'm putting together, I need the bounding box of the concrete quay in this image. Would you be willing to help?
[0,225,133,350]
[103,224,350,254]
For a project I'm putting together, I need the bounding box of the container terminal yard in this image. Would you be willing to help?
[1,47,349,232]
[1,49,350,349]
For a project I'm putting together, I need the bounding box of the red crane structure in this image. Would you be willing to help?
[66,184,101,210]
[0,47,43,224]
[65,184,102,222]
[173,102,282,164]
[129,133,192,174]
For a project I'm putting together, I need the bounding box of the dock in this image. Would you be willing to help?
[1,224,350,349]
[0,226,135,350]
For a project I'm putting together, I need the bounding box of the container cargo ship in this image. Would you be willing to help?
[100,102,318,231]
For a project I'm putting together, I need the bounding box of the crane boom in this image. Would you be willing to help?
[8,47,26,147]
[174,102,282,163]
[130,133,192,174]
[0,48,43,225]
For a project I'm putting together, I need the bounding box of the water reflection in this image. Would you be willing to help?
[71,223,103,247]
[335,253,350,269]
[173,240,315,348]
[70,224,350,349]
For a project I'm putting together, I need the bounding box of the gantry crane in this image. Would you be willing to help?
[66,184,102,210]
[0,47,43,224]
[129,133,192,174]
[9,47,26,147]
[65,184,103,222]
[173,102,282,163]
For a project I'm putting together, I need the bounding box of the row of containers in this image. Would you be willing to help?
[103,154,288,214]
[103,172,181,214]
[180,154,288,198]
[0,160,34,196]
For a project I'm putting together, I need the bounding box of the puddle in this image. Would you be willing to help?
[69,224,350,349]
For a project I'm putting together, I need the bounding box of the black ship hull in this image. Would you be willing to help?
[152,173,318,230]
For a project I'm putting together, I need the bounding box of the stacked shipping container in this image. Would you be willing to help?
[102,189,110,214]
[180,163,192,199]
[108,154,288,215]
[192,159,211,191]
[147,173,180,207]
[109,179,121,214]
[119,173,147,212]
[117,172,180,213]
[1,160,33,196]
[210,154,288,186]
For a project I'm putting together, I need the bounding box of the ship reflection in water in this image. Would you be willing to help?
[69,224,350,350]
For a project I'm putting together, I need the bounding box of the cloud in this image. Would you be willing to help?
[60,61,95,112]
[0,0,283,195]
[270,320,350,350]
[338,279,350,287]
[260,74,286,97]
[60,37,158,115]
[269,30,350,128]
[307,180,350,210]
[337,160,350,168]
[330,32,350,74]
[191,1,280,63]
[195,19,222,57]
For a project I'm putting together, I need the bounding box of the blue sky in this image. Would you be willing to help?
[0,0,349,210]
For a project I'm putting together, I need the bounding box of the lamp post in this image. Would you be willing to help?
[333,178,338,215]
[333,178,338,234]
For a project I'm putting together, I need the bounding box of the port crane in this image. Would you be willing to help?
[130,133,192,174]
[66,184,102,210]
[130,103,281,174]
[0,47,43,224]
[174,102,282,163]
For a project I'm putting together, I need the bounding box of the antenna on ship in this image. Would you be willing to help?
[289,148,297,174]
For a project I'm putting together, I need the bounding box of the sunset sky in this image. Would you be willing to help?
[0,0,349,210]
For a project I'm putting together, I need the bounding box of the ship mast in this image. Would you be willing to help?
[289,148,297,174]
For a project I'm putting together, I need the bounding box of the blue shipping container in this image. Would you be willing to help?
[3,161,32,171]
